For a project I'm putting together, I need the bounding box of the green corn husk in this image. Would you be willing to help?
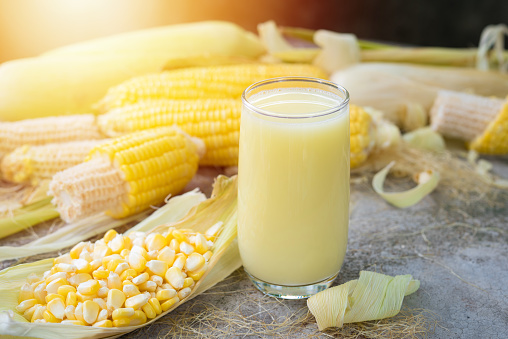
[307,271,420,331]
[0,189,206,261]
[0,175,239,339]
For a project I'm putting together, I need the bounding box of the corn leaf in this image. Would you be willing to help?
[0,175,239,338]
[0,190,205,261]
[307,271,420,331]
[372,161,440,208]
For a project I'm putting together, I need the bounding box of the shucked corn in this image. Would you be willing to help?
[16,223,221,326]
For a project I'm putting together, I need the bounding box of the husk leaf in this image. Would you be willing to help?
[0,175,239,339]
[372,161,440,208]
[307,271,420,331]
[0,190,206,261]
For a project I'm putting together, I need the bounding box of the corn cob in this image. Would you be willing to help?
[0,114,103,158]
[430,90,508,154]
[97,99,377,168]
[16,225,217,326]
[98,99,240,166]
[1,140,107,185]
[94,63,328,112]
[49,127,203,222]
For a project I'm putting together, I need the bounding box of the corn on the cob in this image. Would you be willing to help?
[97,99,377,168]
[16,225,216,327]
[98,99,240,166]
[0,114,103,158]
[0,140,106,185]
[430,90,508,154]
[49,127,203,222]
[94,63,328,112]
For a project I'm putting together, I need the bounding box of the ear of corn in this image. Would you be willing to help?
[98,99,241,166]
[94,63,328,112]
[1,140,107,185]
[0,176,239,338]
[0,115,104,158]
[49,127,203,222]
[430,90,508,155]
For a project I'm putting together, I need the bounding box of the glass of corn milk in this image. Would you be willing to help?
[238,77,350,299]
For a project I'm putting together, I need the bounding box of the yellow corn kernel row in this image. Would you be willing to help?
[16,223,221,327]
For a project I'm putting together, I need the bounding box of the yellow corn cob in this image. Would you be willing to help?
[48,127,203,222]
[430,90,508,154]
[98,99,240,166]
[0,140,106,185]
[94,63,328,112]
[0,114,103,159]
[98,98,376,168]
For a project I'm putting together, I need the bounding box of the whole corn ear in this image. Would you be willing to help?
[94,63,328,112]
[98,99,241,166]
[430,90,508,154]
[0,114,103,158]
[49,127,204,222]
[1,140,107,185]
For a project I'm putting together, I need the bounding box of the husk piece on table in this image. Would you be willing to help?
[307,271,420,331]
[0,189,206,261]
[0,175,239,339]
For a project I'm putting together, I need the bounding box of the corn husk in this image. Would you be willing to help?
[402,127,446,152]
[331,62,508,130]
[312,29,360,73]
[372,161,440,208]
[307,271,420,331]
[0,175,239,339]
[0,189,206,261]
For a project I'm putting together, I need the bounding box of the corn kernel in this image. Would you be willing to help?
[109,235,125,253]
[150,275,164,286]
[157,247,176,266]
[188,263,208,281]
[146,234,167,252]
[172,253,187,270]
[96,308,108,322]
[75,302,84,322]
[203,251,213,261]
[124,236,132,250]
[156,288,176,301]
[90,259,102,271]
[45,272,67,284]
[120,249,130,258]
[70,242,88,259]
[54,253,72,265]
[33,283,47,304]
[93,269,109,279]
[179,241,195,255]
[45,293,64,303]
[103,229,118,243]
[79,249,92,262]
[68,273,92,287]
[182,277,194,289]
[78,280,100,295]
[107,272,122,290]
[27,273,40,284]
[141,303,156,319]
[138,281,157,292]
[146,260,168,277]
[125,294,149,309]
[123,284,140,297]
[18,283,34,303]
[194,233,209,254]
[76,291,97,302]
[160,296,180,312]
[147,250,158,260]
[169,239,180,253]
[120,268,137,281]
[113,318,131,327]
[128,252,147,272]
[205,221,222,239]
[107,289,126,310]
[43,309,60,323]
[177,287,192,300]
[165,267,185,289]
[148,297,162,315]
[46,278,69,294]
[98,286,109,298]
[47,297,66,319]
[106,258,125,272]
[130,245,149,259]
[185,253,205,272]
[31,305,45,322]
[54,263,77,274]
[15,299,38,313]
[130,310,147,325]
[102,254,122,267]
[65,305,76,320]
[132,272,149,285]
[172,229,189,243]
[83,300,100,324]
[57,285,76,298]
[93,319,113,327]
[66,291,78,307]
[61,320,86,325]
[112,307,135,319]
[23,305,38,321]
[93,244,112,261]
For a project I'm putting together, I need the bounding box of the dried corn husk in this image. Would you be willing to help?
[372,161,440,208]
[0,175,239,338]
[307,271,420,331]
[0,189,205,261]
[331,62,508,130]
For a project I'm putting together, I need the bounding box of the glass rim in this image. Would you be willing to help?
[241,76,350,119]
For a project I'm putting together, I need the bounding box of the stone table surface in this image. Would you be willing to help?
[1,157,507,339]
